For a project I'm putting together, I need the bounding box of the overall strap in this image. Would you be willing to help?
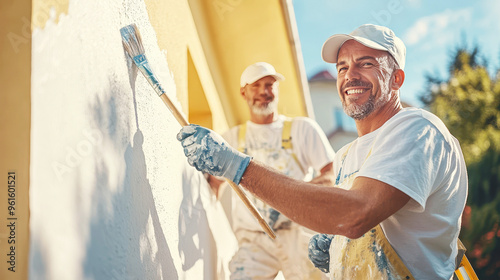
[454,239,478,279]
[238,118,306,174]
[281,117,306,174]
[281,118,293,150]
[237,122,247,153]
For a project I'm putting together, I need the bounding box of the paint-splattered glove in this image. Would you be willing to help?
[177,124,251,185]
[308,233,334,273]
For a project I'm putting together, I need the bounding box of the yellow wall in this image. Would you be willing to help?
[144,0,229,132]
[0,1,31,279]
[144,0,310,131]
[188,0,311,127]
[32,0,68,28]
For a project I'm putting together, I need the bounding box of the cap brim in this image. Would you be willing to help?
[244,73,285,86]
[321,34,389,63]
[272,73,285,82]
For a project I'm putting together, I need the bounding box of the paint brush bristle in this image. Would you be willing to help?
[120,24,145,58]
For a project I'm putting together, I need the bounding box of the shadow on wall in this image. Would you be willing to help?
[81,61,219,279]
[82,79,178,279]
[178,163,218,278]
[78,62,178,279]
[82,129,178,280]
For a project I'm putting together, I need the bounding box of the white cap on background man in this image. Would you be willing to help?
[240,62,285,87]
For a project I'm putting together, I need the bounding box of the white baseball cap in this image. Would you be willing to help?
[321,24,406,70]
[240,62,284,87]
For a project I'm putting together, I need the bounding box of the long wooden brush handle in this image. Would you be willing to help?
[157,94,276,239]
[121,24,274,239]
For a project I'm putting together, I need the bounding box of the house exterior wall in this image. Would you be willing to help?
[27,1,237,279]
[1,1,309,279]
[309,80,340,134]
[309,76,358,152]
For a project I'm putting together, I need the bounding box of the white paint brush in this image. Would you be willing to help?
[120,24,276,239]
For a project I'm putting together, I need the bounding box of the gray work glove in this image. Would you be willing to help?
[177,124,251,185]
[308,233,334,273]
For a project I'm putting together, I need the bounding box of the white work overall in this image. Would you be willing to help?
[229,119,326,280]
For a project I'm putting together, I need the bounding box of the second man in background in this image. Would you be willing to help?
[208,62,335,280]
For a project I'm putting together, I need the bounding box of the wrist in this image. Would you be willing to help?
[232,156,251,184]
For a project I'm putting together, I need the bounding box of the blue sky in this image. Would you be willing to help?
[293,0,500,107]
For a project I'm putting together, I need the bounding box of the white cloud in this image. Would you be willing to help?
[475,0,500,69]
[407,0,422,8]
[403,8,472,46]
[478,0,500,30]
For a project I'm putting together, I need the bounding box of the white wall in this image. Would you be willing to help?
[309,81,339,135]
[309,78,358,151]
[29,1,236,279]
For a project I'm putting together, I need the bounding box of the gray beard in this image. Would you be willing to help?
[342,93,389,120]
[250,99,278,116]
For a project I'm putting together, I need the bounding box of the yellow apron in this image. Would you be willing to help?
[329,144,414,280]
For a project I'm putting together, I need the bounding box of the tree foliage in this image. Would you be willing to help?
[421,45,500,279]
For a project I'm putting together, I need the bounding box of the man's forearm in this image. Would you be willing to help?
[239,160,366,236]
[176,125,408,238]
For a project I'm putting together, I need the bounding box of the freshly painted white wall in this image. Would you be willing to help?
[29,1,236,279]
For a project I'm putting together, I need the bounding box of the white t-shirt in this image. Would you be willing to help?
[333,107,468,279]
[224,115,335,235]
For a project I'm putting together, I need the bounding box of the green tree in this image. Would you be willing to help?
[421,45,500,279]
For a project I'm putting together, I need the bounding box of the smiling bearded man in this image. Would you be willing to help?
[177,25,469,280]
[337,40,397,121]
